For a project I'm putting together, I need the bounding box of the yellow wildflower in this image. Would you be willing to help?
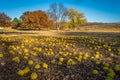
[59,57,64,62]
[18,51,22,54]
[28,60,34,65]
[38,48,42,52]
[67,58,76,65]
[58,61,62,65]
[9,50,15,54]
[114,65,120,71]
[0,53,3,58]
[23,67,30,74]
[17,70,25,76]
[79,52,83,55]
[91,56,94,59]
[95,54,100,58]
[51,59,55,64]
[31,52,37,56]
[95,60,101,65]
[24,56,28,59]
[12,56,20,63]
[50,51,54,55]
[92,70,99,75]
[30,72,38,80]
[35,64,40,69]
[42,63,48,69]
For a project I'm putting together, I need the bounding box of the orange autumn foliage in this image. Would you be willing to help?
[0,13,12,27]
[20,10,54,29]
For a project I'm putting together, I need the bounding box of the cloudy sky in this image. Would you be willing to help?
[0,0,120,23]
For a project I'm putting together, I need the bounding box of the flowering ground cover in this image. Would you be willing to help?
[0,36,120,80]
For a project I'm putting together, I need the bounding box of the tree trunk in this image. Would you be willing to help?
[56,23,60,31]
[57,25,60,31]
[74,27,77,31]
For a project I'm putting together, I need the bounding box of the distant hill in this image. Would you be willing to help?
[79,22,120,32]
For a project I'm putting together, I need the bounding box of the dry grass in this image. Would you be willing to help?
[0,23,120,37]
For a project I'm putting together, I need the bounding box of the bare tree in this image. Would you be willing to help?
[47,3,68,30]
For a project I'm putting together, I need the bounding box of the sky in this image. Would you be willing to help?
[0,0,120,23]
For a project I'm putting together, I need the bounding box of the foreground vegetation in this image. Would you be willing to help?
[0,36,120,80]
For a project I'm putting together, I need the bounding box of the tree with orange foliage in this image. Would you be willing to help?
[20,10,53,29]
[0,12,12,27]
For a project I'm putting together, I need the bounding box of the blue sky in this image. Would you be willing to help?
[0,0,120,23]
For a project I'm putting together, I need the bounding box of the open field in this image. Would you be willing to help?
[0,0,120,79]
[0,35,120,80]
[0,25,120,80]
[0,30,120,37]
[0,23,120,37]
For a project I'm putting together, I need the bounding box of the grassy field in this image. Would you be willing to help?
[0,26,120,80]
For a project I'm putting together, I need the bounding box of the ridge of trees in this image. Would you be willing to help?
[0,3,87,30]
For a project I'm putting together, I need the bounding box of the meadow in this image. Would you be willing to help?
[0,31,120,80]
[0,0,120,79]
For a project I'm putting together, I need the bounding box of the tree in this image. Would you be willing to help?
[0,12,12,27]
[47,3,68,30]
[20,10,53,29]
[12,17,21,29]
[66,8,87,30]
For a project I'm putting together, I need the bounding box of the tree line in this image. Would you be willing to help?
[0,3,87,30]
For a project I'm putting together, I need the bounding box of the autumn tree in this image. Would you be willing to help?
[66,8,87,30]
[12,17,21,29]
[0,12,12,27]
[47,3,68,30]
[20,10,53,29]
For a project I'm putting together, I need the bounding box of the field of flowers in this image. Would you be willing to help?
[0,36,120,80]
